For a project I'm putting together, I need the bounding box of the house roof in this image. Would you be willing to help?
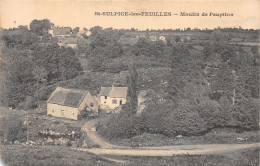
[57,37,77,44]
[53,27,71,36]
[100,86,128,98]
[47,87,88,108]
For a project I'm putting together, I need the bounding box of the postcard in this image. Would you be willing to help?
[0,0,259,166]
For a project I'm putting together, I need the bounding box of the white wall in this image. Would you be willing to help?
[47,103,79,120]
[66,44,77,48]
[48,29,54,36]
[100,96,127,109]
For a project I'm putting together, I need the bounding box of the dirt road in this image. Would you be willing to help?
[82,120,127,149]
[81,120,260,156]
[76,143,259,156]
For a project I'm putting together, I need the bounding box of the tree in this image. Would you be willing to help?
[167,44,203,101]
[30,19,53,36]
[89,26,102,36]
[232,97,259,130]
[126,61,138,115]
[245,66,259,98]
[210,64,235,103]
[132,38,163,57]
[251,46,259,66]
[0,47,35,107]
[174,35,181,43]
[72,27,80,35]
[32,44,82,82]
[1,114,27,144]
[1,27,39,49]
[32,66,48,105]
[87,27,123,71]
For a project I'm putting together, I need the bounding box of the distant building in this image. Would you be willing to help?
[64,38,78,48]
[149,36,157,41]
[136,34,146,39]
[159,36,167,43]
[47,87,98,120]
[57,37,78,48]
[100,86,128,109]
[179,35,191,42]
[49,27,72,37]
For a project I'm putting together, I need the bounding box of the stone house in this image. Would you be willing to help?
[47,87,98,120]
[99,86,128,109]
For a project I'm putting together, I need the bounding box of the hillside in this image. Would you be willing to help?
[0,19,259,166]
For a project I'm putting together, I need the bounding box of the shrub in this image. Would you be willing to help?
[105,59,128,73]
[139,100,208,138]
[90,144,101,148]
[1,114,27,144]
[232,97,259,131]
[98,113,141,139]
[67,141,72,147]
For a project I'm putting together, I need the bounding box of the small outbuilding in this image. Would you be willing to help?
[47,87,98,120]
[100,86,128,109]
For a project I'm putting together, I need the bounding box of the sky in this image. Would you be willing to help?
[0,0,260,30]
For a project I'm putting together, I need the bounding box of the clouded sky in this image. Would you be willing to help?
[1,0,259,30]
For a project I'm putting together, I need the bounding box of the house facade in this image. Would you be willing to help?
[100,86,128,109]
[47,87,98,120]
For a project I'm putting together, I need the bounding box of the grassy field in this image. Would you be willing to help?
[0,144,113,166]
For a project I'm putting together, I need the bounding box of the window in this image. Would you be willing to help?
[90,103,94,107]
[73,113,74,115]
[112,99,117,104]
[52,110,54,113]
[105,96,107,99]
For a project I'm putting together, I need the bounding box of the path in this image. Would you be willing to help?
[80,120,260,156]
[75,143,259,156]
[82,120,128,149]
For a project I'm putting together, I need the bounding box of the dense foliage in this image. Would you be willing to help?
[97,29,259,139]
[0,20,259,139]
[0,20,82,108]
[1,113,27,144]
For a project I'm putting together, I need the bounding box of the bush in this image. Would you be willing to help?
[232,97,259,131]
[67,141,72,147]
[105,59,129,73]
[1,114,27,144]
[98,113,141,139]
[139,99,208,138]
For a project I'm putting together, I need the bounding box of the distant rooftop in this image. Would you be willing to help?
[52,27,71,36]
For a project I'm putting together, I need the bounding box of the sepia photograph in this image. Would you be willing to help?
[0,0,259,165]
